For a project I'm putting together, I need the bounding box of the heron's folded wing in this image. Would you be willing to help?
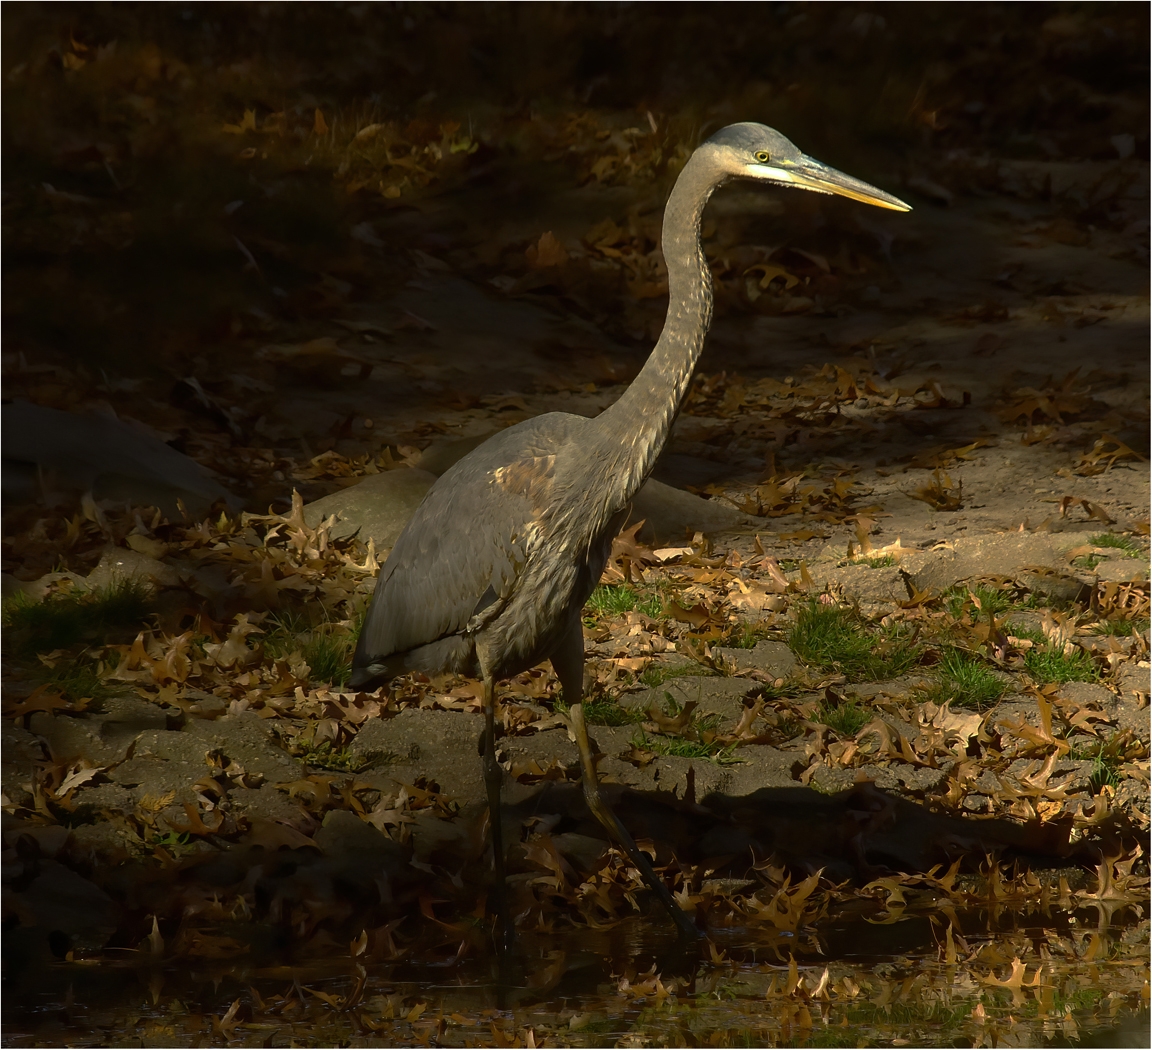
[354,460,547,662]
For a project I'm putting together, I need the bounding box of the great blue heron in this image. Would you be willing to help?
[351,122,909,942]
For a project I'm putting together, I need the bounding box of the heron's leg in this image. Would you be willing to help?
[552,619,701,941]
[480,673,512,950]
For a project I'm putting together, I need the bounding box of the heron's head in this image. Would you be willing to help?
[704,122,910,212]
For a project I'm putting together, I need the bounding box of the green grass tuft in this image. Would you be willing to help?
[817,700,870,737]
[725,619,776,651]
[36,658,113,703]
[930,647,1008,710]
[301,631,354,687]
[638,662,711,688]
[861,554,896,568]
[631,731,739,763]
[1074,554,1105,570]
[556,696,646,726]
[2,578,152,656]
[1089,533,1141,556]
[1070,736,1125,794]
[1091,617,1149,637]
[788,599,920,681]
[1014,629,1099,684]
[586,584,639,617]
[584,584,665,621]
[266,612,355,687]
[944,584,1013,619]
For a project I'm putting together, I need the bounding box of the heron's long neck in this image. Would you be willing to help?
[597,154,720,510]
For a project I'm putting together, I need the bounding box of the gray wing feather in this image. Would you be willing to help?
[353,414,577,671]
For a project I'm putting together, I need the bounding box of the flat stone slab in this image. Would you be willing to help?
[627,675,761,729]
[2,399,232,517]
[627,479,759,544]
[350,707,486,801]
[1095,558,1149,583]
[303,468,436,551]
[800,532,1109,601]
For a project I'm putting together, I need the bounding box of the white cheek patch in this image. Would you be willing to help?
[747,163,796,184]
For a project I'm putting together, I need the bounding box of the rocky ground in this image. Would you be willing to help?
[2,6,1149,1046]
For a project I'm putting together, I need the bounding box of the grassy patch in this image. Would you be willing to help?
[1014,629,1099,684]
[1070,735,1126,794]
[1092,617,1149,637]
[944,584,1013,619]
[817,699,870,737]
[2,578,152,656]
[555,696,646,727]
[35,658,114,703]
[266,613,354,687]
[631,731,739,763]
[301,631,354,687]
[726,620,773,650]
[638,662,710,688]
[1074,553,1105,570]
[584,584,664,621]
[1089,533,1142,556]
[788,599,920,681]
[930,648,1008,710]
[861,554,896,568]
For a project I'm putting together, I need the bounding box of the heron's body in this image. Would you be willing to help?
[351,123,909,943]
[354,413,627,685]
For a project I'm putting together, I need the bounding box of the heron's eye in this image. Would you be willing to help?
[754,150,771,163]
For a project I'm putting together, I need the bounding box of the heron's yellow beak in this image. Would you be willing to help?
[749,156,911,212]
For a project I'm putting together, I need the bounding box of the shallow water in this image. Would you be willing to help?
[6,903,1148,1048]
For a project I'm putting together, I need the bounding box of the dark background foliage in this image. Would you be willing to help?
[3,2,1147,379]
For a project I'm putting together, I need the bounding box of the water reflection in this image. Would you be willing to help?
[6,903,1147,1047]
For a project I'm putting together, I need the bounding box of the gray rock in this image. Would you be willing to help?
[227,784,312,827]
[1014,569,1089,603]
[69,783,139,818]
[810,563,911,603]
[66,820,147,863]
[2,400,232,516]
[303,469,436,551]
[85,545,182,590]
[184,712,305,784]
[502,726,580,771]
[350,708,485,801]
[901,534,1091,599]
[2,723,44,806]
[416,433,496,475]
[808,764,858,794]
[181,690,228,719]
[1096,558,1150,583]
[627,479,759,545]
[28,710,131,767]
[1115,663,1150,706]
[1057,682,1117,709]
[96,695,169,755]
[629,675,758,730]
[719,747,805,794]
[712,640,797,680]
[1006,757,1095,793]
